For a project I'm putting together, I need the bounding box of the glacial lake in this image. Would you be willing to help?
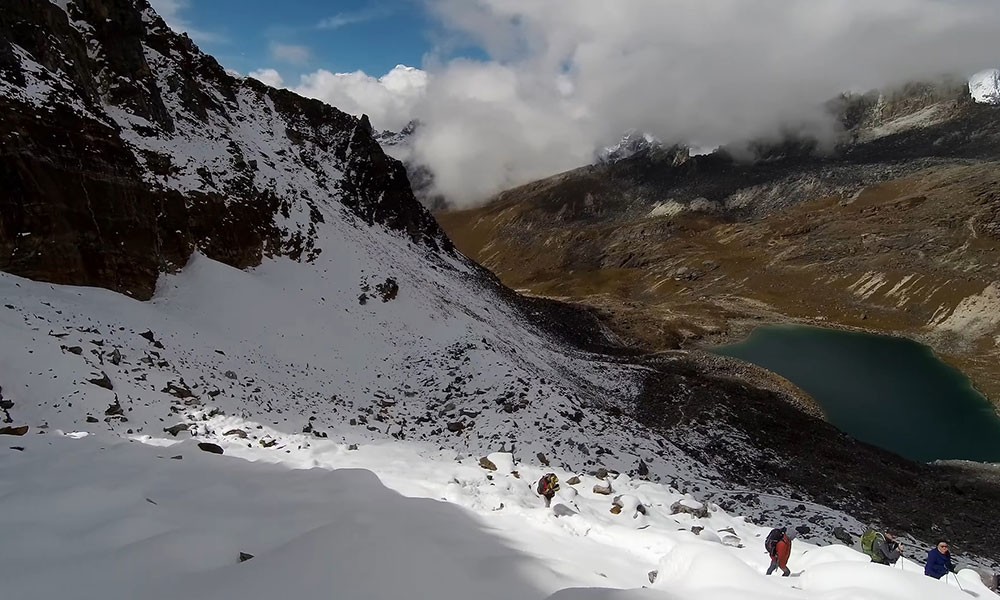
[714,324,1000,463]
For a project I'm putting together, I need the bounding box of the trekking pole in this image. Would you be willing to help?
[949,571,965,592]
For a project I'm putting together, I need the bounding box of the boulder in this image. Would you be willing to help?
[648,570,658,584]
[164,423,192,436]
[86,416,99,423]
[89,373,114,390]
[0,425,28,436]
[593,481,613,495]
[446,422,465,433]
[670,497,709,519]
[198,442,224,455]
[239,552,254,563]
[479,456,498,471]
[537,452,550,466]
[223,429,248,439]
[833,526,853,545]
[566,476,581,485]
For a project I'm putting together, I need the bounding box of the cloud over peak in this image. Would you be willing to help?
[265,0,1000,206]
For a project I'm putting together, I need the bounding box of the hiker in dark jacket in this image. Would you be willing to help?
[873,531,902,565]
[924,540,957,579]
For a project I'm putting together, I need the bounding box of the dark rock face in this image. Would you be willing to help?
[0,0,449,299]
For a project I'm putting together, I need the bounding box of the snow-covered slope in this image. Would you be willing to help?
[971,69,1000,105]
[1,432,993,600]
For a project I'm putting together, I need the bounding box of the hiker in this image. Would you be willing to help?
[537,473,560,508]
[861,527,902,565]
[924,540,957,579]
[765,527,796,576]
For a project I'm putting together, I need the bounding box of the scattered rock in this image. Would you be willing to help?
[197,442,224,455]
[88,372,114,390]
[140,330,156,343]
[566,476,581,485]
[105,400,124,416]
[691,526,704,535]
[593,481,613,495]
[795,525,811,535]
[595,467,609,479]
[162,381,195,399]
[224,371,237,380]
[10,446,24,451]
[170,455,183,460]
[670,498,709,519]
[261,438,278,448]
[375,278,399,302]
[637,459,649,477]
[0,426,28,436]
[223,429,248,439]
[109,348,122,365]
[86,416,99,423]
[833,526,853,545]
[479,456,498,471]
[648,570,658,584]
[239,552,254,563]
[164,423,192,436]
[722,535,742,548]
[302,422,313,434]
[347,443,358,451]
[610,505,622,515]
[537,452,550,466]
[62,345,83,355]
[446,422,465,433]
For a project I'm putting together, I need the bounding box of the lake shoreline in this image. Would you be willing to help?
[709,322,1000,464]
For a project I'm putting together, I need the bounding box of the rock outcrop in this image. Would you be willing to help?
[0,0,447,299]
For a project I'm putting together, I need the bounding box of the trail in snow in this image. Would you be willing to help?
[0,431,991,600]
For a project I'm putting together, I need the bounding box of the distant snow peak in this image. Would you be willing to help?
[598,130,663,164]
[970,69,1000,105]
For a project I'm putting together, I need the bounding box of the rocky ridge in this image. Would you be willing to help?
[0,0,445,299]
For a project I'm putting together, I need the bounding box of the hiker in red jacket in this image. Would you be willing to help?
[537,473,559,507]
[766,529,797,576]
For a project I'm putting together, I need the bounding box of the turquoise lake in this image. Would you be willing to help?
[714,324,1000,463]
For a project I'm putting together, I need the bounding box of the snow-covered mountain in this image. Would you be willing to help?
[2,1,1000,597]
[971,69,1000,105]
[598,130,665,163]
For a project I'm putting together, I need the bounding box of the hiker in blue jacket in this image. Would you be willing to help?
[924,540,957,579]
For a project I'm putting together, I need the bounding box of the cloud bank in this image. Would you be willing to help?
[281,0,1000,206]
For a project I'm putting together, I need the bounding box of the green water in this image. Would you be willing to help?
[714,324,1000,463]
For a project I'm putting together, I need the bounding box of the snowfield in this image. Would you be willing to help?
[0,431,990,600]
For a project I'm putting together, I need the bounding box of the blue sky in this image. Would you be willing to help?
[154,0,461,78]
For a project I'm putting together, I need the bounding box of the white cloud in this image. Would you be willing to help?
[397,0,1000,206]
[318,5,394,29]
[249,68,285,88]
[270,42,313,65]
[147,0,224,44]
[277,1,1000,206]
[293,65,429,133]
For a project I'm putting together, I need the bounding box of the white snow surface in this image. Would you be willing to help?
[0,431,992,600]
[971,70,1000,105]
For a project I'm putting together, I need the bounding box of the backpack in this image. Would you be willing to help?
[861,528,885,563]
[764,527,785,555]
[537,473,557,495]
